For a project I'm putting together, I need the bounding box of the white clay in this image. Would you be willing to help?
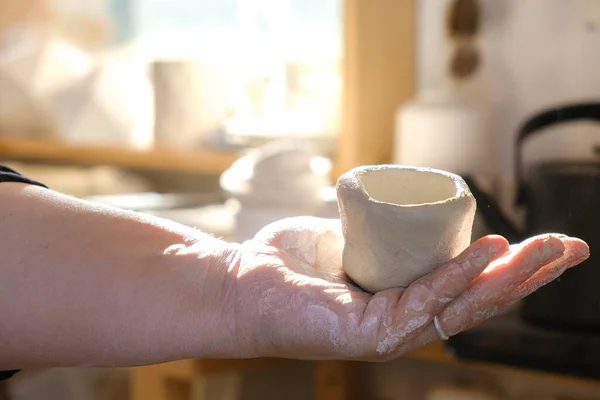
[336,164,476,292]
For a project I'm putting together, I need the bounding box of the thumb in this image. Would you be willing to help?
[254,217,345,274]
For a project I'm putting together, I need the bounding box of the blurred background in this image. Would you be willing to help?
[2,0,600,399]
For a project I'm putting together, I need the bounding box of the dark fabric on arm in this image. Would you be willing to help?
[0,370,18,382]
[0,166,48,188]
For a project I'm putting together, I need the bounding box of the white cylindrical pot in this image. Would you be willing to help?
[394,88,494,178]
[152,60,229,148]
[336,165,476,292]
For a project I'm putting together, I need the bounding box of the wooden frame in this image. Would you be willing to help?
[334,0,416,177]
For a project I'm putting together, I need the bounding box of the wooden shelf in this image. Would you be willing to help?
[0,137,239,174]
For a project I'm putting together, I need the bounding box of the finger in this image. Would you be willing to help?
[407,235,509,304]
[388,236,584,359]
[393,239,586,357]
[434,234,565,337]
[395,235,509,320]
[499,237,590,307]
[371,235,509,356]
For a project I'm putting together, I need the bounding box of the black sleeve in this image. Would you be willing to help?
[0,166,48,188]
[0,370,19,382]
[0,165,48,381]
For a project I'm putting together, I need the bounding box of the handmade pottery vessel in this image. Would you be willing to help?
[336,164,476,292]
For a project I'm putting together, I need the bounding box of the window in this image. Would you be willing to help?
[50,0,343,152]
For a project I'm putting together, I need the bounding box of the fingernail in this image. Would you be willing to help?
[576,245,591,261]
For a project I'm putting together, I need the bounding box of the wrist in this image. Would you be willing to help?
[165,235,245,359]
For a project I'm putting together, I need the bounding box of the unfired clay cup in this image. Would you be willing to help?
[336,164,476,293]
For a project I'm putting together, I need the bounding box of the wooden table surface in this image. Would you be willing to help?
[128,341,600,400]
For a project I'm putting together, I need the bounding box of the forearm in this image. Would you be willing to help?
[0,183,240,369]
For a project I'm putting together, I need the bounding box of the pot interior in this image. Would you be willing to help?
[360,168,459,206]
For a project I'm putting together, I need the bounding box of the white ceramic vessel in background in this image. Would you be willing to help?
[49,59,155,150]
[0,34,93,136]
[220,139,337,242]
[336,164,476,292]
[394,88,494,178]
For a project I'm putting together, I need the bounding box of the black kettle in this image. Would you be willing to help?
[463,102,600,334]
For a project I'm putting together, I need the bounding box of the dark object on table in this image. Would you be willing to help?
[463,102,600,334]
[447,310,600,380]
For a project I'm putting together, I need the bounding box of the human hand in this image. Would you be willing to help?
[227,217,589,361]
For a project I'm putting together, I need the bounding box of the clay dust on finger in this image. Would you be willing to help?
[506,237,590,303]
[370,236,506,356]
[435,235,565,336]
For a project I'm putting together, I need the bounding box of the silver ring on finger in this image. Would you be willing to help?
[433,315,450,341]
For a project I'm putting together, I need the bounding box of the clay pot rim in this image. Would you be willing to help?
[348,164,471,208]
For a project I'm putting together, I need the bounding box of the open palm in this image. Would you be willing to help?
[230,217,589,361]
